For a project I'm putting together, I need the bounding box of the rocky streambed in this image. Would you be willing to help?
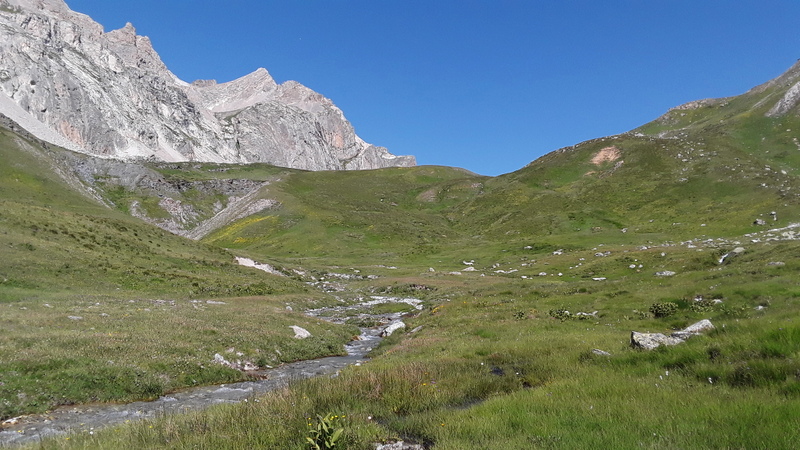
[0,295,421,447]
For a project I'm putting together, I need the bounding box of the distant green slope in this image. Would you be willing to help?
[202,165,486,264]
[0,120,304,301]
[194,64,800,266]
[454,130,799,244]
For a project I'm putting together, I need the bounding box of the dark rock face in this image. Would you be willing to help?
[0,0,415,170]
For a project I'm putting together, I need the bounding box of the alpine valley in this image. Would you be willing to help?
[0,1,799,449]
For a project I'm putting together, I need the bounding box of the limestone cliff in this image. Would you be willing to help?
[0,0,415,170]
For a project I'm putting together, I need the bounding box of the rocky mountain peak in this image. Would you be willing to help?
[0,0,415,170]
[192,67,279,113]
[103,22,167,73]
[4,0,68,13]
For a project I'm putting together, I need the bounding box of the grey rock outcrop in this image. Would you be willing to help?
[630,332,684,350]
[380,321,406,337]
[631,319,715,350]
[670,319,715,340]
[0,0,415,170]
[374,442,425,450]
[290,326,312,339]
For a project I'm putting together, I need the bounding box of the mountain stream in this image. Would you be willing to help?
[0,294,420,447]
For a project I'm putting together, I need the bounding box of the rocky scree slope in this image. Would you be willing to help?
[0,0,415,170]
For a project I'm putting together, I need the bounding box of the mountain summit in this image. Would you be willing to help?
[0,0,415,170]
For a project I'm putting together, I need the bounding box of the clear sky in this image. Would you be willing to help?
[65,0,800,176]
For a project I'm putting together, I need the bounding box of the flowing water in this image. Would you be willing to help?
[0,295,419,447]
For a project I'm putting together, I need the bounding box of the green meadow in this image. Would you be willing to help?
[2,70,800,447]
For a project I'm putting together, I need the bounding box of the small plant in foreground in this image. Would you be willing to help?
[650,302,678,318]
[306,413,344,449]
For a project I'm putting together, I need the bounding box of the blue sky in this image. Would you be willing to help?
[65,0,800,176]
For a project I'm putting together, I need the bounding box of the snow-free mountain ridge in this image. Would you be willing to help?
[0,0,415,170]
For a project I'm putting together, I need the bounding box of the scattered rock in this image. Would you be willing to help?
[767,261,786,266]
[2,417,21,426]
[381,321,406,337]
[632,319,715,350]
[718,247,745,264]
[671,319,715,340]
[67,315,83,320]
[235,257,285,276]
[655,271,676,277]
[592,349,612,356]
[374,442,425,450]
[213,353,258,371]
[290,326,312,339]
[241,361,259,371]
[753,218,767,226]
[630,332,684,350]
[213,353,232,366]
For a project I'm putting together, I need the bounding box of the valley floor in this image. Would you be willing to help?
[8,235,799,449]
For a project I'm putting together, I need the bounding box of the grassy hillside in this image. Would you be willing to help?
[203,165,486,265]
[0,124,356,419]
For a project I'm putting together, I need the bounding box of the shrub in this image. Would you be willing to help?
[650,302,679,318]
[690,298,716,313]
[548,308,572,321]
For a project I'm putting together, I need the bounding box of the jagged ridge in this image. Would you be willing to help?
[0,0,415,170]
